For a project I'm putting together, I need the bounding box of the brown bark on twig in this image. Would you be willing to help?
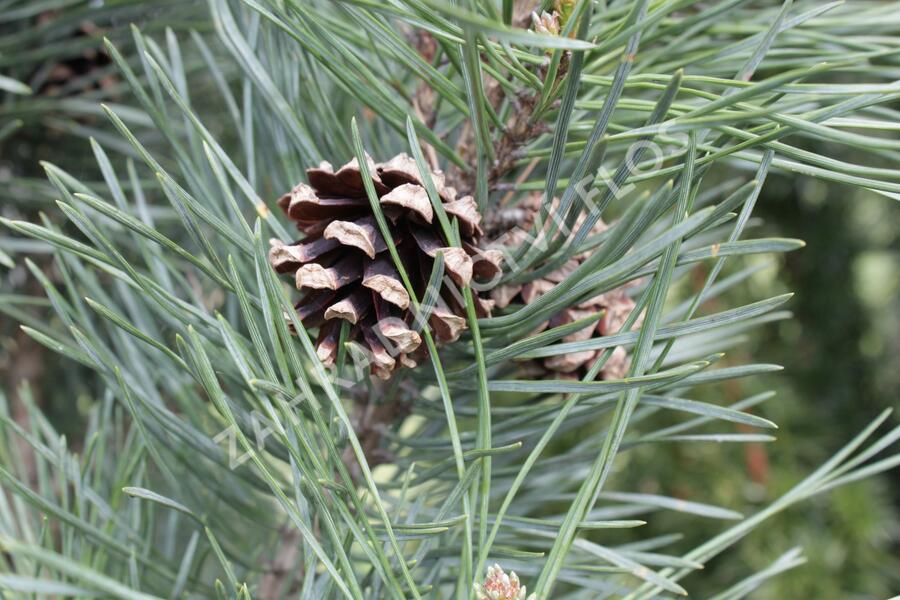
[411,30,441,171]
[340,392,411,481]
[447,34,569,197]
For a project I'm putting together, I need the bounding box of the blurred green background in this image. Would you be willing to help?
[613,174,900,598]
[1,4,898,598]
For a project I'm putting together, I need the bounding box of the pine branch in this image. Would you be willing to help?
[1,0,899,598]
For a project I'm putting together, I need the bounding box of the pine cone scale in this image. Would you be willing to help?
[363,257,410,309]
[381,183,434,223]
[323,216,386,258]
[378,318,421,354]
[296,291,336,326]
[306,157,388,197]
[284,183,369,225]
[295,254,362,291]
[430,308,466,343]
[324,287,370,324]
[444,197,482,237]
[316,321,340,365]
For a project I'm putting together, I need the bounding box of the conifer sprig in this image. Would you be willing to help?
[1,0,899,598]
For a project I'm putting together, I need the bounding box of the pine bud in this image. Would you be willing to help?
[474,564,536,600]
[555,0,576,27]
[531,10,561,36]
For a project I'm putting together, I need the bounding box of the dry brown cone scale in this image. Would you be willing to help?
[486,192,644,380]
[269,153,502,379]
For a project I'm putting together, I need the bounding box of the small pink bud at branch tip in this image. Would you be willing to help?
[474,564,537,600]
[531,10,561,36]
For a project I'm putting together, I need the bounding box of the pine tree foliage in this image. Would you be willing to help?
[0,0,204,146]
[1,0,899,598]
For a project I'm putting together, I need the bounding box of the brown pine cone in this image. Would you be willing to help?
[486,193,643,379]
[270,153,501,379]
